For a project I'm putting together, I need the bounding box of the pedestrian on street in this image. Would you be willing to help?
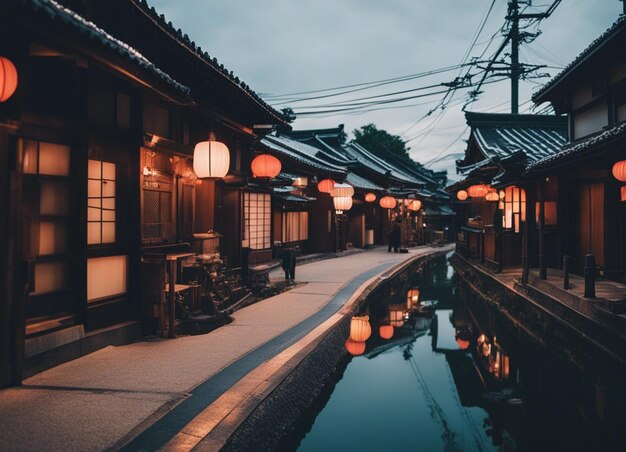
[280,245,297,284]
[388,217,402,253]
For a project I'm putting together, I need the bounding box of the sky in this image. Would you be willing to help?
[151,0,621,180]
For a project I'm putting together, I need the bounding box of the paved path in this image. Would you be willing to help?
[0,245,449,451]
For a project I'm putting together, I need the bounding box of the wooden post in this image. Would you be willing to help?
[522,218,529,284]
[584,254,596,298]
[563,255,570,290]
[167,257,177,338]
[538,180,547,280]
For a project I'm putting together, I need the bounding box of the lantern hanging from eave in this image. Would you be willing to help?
[251,153,281,178]
[408,199,422,211]
[456,190,468,201]
[333,195,353,212]
[318,178,335,193]
[379,324,394,340]
[193,132,230,179]
[349,315,372,342]
[467,184,489,198]
[485,190,499,202]
[345,338,366,356]
[379,196,397,209]
[613,161,626,182]
[621,186,626,202]
[0,56,18,102]
[330,183,354,198]
[365,192,377,202]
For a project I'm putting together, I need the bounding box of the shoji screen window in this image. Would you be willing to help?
[503,186,526,233]
[21,139,73,318]
[88,160,116,244]
[243,192,271,249]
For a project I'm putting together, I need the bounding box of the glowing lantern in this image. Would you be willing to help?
[318,178,335,193]
[345,338,366,356]
[467,184,489,198]
[408,200,422,211]
[349,315,372,342]
[456,338,470,350]
[456,190,468,201]
[365,192,377,202]
[379,325,394,340]
[499,190,506,200]
[251,153,281,178]
[485,190,499,202]
[612,161,626,182]
[622,186,626,202]
[407,288,420,308]
[330,183,354,198]
[0,56,18,102]
[193,133,230,179]
[333,196,353,212]
[379,196,397,209]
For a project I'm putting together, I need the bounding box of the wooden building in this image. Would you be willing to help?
[527,16,626,281]
[0,0,288,387]
[449,112,567,271]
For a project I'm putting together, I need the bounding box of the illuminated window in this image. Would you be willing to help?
[282,211,309,243]
[243,192,271,250]
[88,160,116,244]
[503,186,526,233]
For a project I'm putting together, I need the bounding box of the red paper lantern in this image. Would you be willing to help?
[456,338,470,350]
[408,200,422,211]
[613,161,626,182]
[251,154,281,178]
[621,186,626,202]
[317,178,335,193]
[456,190,468,201]
[379,196,397,209]
[365,192,377,202]
[379,324,394,340]
[345,338,366,356]
[468,184,489,198]
[485,190,499,202]
[0,56,18,102]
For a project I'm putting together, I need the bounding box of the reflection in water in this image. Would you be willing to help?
[290,254,626,451]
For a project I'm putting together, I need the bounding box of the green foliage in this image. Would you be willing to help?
[353,123,411,161]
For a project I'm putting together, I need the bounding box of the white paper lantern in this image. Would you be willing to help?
[193,133,230,179]
[330,183,354,198]
[333,196,353,212]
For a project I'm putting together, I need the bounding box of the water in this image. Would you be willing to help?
[288,254,626,452]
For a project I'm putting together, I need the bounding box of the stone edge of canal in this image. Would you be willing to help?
[217,250,449,452]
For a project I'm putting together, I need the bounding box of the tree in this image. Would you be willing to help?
[353,123,411,162]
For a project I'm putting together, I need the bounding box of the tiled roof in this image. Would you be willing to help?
[261,135,347,176]
[345,172,384,192]
[458,113,568,172]
[26,0,191,98]
[533,16,626,103]
[527,120,626,173]
[130,0,289,124]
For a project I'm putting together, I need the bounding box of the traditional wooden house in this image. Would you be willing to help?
[0,0,288,386]
[449,112,567,271]
[527,16,626,281]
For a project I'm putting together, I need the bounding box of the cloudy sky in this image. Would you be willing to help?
[152,0,621,179]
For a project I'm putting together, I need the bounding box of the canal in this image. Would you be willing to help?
[285,253,626,451]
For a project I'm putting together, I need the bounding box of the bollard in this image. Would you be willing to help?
[563,255,570,290]
[584,254,596,298]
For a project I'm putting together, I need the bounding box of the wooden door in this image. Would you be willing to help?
[578,182,604,268]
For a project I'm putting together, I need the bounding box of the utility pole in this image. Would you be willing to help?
[509,0,520,114]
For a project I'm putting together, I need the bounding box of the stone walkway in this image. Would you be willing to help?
[0,245,450,452]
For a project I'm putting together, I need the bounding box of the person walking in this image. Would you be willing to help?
[389,218,402,253]
[280,245,297,284]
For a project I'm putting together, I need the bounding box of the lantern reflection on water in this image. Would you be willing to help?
[349,315,372,342]
[456,337,470,350]
[345,338,366,356]
[406,288,420,309]
[379,324,394,340]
